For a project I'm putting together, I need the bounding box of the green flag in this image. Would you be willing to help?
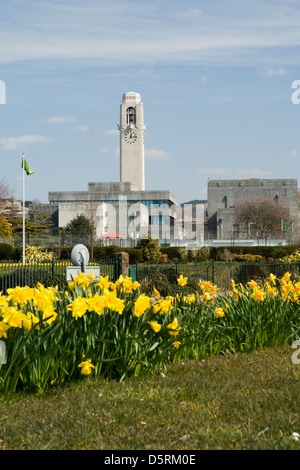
[21,157,34,175]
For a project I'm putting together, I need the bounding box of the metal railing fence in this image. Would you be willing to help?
[0,258,118,294]
[132,260,300,291]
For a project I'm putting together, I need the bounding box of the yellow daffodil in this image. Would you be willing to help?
[250,288,266,301]
[103,291,125,314]
[2,307,24,328]
[78,359,95,375]
[133,293,151,317]
[177,275,188,286]
[167,317,181,335]
[185,294,196,304]
[132,281,140,291]
[87,294,106,315]
[267,286,277,297]
[153,287,160,298]
[203,291,213,302]
[21,312,40,331]
[281,282,294,298]
[149,321,162,333]
[0,295,8,309]
[294,281,300,293]
[96,275,111,291]
[6,286,34,306]
[283,272,291,282]
[269,273,276,285]
[33,290,53,311]
[247,280,257,290]
[0,321,10,338]
[42,305,58,325]
[198,280,217,292]
[172,341,181,348]
[152,299,172,314]
[67,296,89,320]
[215,307,225,317]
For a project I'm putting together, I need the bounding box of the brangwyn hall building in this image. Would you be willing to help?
[48,181,177,243]
[48,92,180,245]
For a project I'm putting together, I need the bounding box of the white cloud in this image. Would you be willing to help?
[198,168,231,175]
[46,116,76,124]
[100,146,119,158]
[173,8,203,19]
[235,168,272,177]
[104,129,119,136]
[145,148,171,160]
[72,125,90,132]
[262,67,289,76]
[138,64,160,79]
[198,167,273,178]
[0,135,52,150]
[2,1,300,67]
[291,149,298,157]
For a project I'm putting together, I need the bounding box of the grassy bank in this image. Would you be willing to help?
[0,345,299,450]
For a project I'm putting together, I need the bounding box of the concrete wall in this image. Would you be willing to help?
[207,179,299,242]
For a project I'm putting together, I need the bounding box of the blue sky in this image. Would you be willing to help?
[1,0,300,204]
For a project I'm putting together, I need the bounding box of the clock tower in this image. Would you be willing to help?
[119,92,145,191]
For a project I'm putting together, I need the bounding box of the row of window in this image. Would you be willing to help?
[50,200,171,207]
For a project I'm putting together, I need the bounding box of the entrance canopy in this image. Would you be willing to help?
[100,232,123,238]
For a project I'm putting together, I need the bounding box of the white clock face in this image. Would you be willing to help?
[124,130,137,144]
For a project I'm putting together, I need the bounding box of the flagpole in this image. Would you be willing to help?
[22,152,25,264]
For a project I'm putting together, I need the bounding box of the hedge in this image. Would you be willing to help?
[209,245,300,261]
[1,243,300,263]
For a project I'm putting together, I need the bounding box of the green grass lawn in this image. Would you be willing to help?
[0,345,299,451]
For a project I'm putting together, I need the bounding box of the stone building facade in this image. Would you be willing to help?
[207,178,299,245]
[48,182,177,243]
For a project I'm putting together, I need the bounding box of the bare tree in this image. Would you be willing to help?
[86,202,100,259]
[234,196,292,244]
[0,178,13,213]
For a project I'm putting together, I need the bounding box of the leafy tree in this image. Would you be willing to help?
[0,215,12,238]
[137,236,161,262]
[27,202,54,234]
[65,214,93,236]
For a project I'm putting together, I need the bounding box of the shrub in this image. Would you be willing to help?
[0,243,15,260]
[234,254,263,263]
[59,247,73,260]
[137,236,161,262]
[278,249,300,263]
[160,246,183,261]
[217,248,236,262]
[22,246,54,262]
[198,246,211,260]
[158,253,169,264]
[209,245,300,261]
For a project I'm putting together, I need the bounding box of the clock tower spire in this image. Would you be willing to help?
[119,92,145,191]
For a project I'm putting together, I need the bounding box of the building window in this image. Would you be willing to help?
[248,222,257,237]
[126,107,136,125]
[233,224,240,239]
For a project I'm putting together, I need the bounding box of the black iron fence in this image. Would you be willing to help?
[0,258,118,294]
[131,260,300,291]
[2,258,300,295]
